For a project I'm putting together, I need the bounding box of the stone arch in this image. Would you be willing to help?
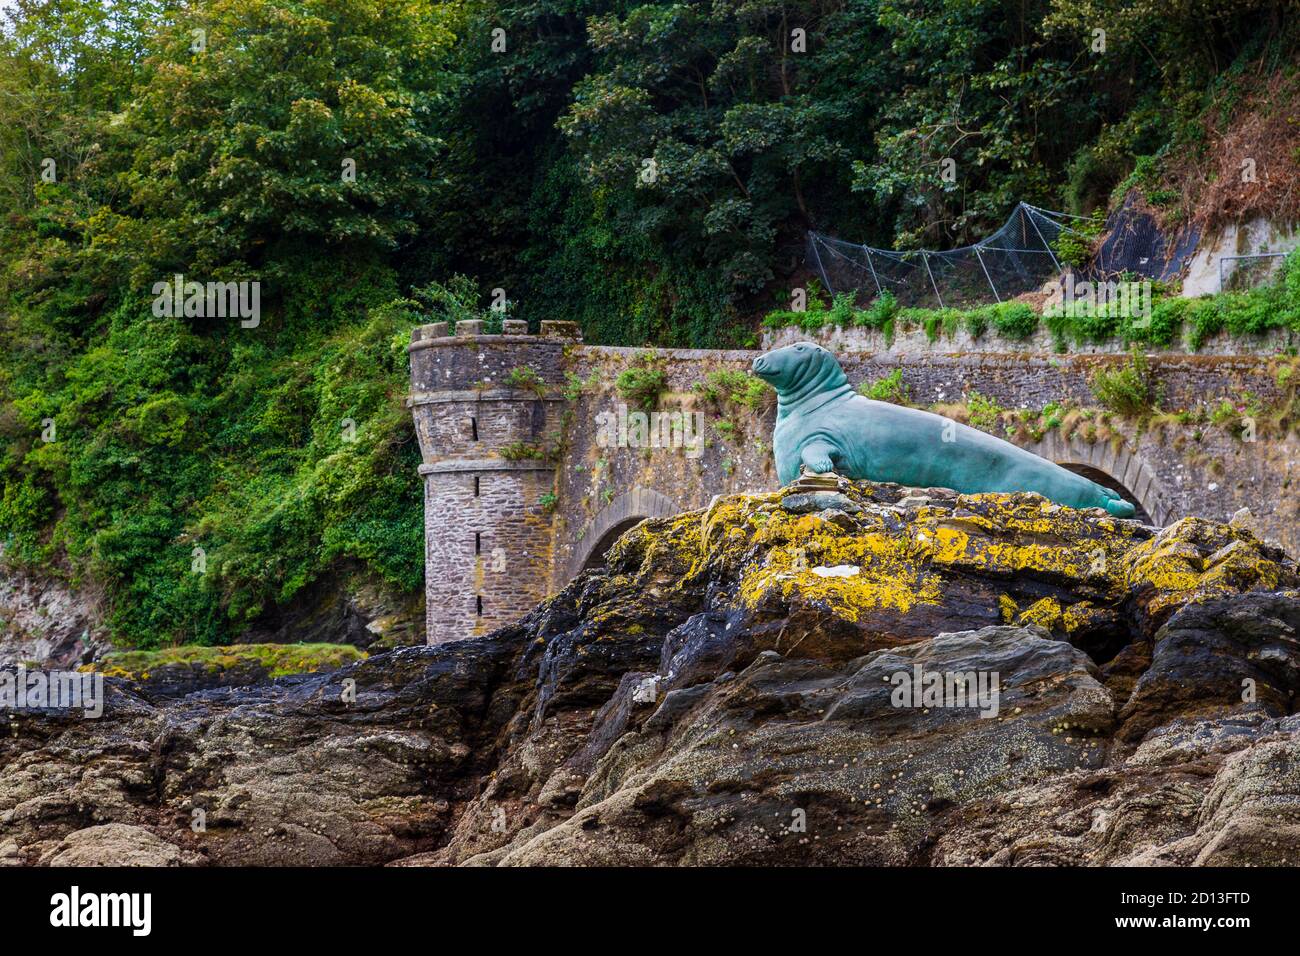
[1018,430,1172,526]
[571,487,680,576]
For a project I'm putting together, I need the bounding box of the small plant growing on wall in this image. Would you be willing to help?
[500,441,545,461]
[505,366,547,396]
[563,370,601,402]
[693,369,773,413]
[694,369,773,443]
[539,491,558,515]
[858,368,911,405]
[616,352,669,410]
[1002,399,1075,443]
[964,390,1005,431]
[1209,391,1262,440]
[1089,348,1158,418]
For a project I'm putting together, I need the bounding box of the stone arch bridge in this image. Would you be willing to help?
[409,323,1290,644]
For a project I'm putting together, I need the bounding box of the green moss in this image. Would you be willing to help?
[90,643,367,680]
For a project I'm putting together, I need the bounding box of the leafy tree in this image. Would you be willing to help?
[543,0,894,345]
[0,0,470,646]
[90,0,466,289]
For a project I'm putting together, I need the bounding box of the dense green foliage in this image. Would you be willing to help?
[1,0,1294,647]
[1,0,462,646]
[614,351,669,409]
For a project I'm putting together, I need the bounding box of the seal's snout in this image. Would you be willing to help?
[752,355,769,375]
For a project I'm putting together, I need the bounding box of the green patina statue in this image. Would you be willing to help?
[752,342,1137,518]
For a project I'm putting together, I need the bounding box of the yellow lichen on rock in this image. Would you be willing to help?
[581,482,1299,650]
[1122,516,1297,620]
[1016,597,1063,629]
[1062,600,1109,634]
[919,495,1136,590]
[608,508,705,584]
[737,528,944,622]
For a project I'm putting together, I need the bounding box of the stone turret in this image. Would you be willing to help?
[408,319,580,644]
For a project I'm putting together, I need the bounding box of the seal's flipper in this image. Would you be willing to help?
[1104,497,1136,518]
[1095,485,1136,518]
[799,440,838,476]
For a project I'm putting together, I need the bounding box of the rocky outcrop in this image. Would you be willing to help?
[235,569,425,651]
[3,480,1300,866]
[0,558,106,669]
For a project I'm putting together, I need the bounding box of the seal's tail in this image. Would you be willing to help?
[1097,485,1136,518]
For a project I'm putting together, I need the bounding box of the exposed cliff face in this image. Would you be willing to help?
[3,480,1300,866]
[0,559,106,670]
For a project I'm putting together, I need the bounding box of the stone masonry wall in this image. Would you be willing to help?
[408,321,576,644]
[421,462,556,641]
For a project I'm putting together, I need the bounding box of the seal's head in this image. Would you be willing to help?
[752,342,847,397]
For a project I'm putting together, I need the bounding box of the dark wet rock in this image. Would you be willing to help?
[3,483,1300,866]
[232,570,424,651]
[1118,591,1300,742]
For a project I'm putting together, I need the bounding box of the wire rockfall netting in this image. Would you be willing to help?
[1086,191,1199,282]
[808,203,1083,309]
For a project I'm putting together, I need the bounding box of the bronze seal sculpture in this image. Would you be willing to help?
[752,342,1136,517]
